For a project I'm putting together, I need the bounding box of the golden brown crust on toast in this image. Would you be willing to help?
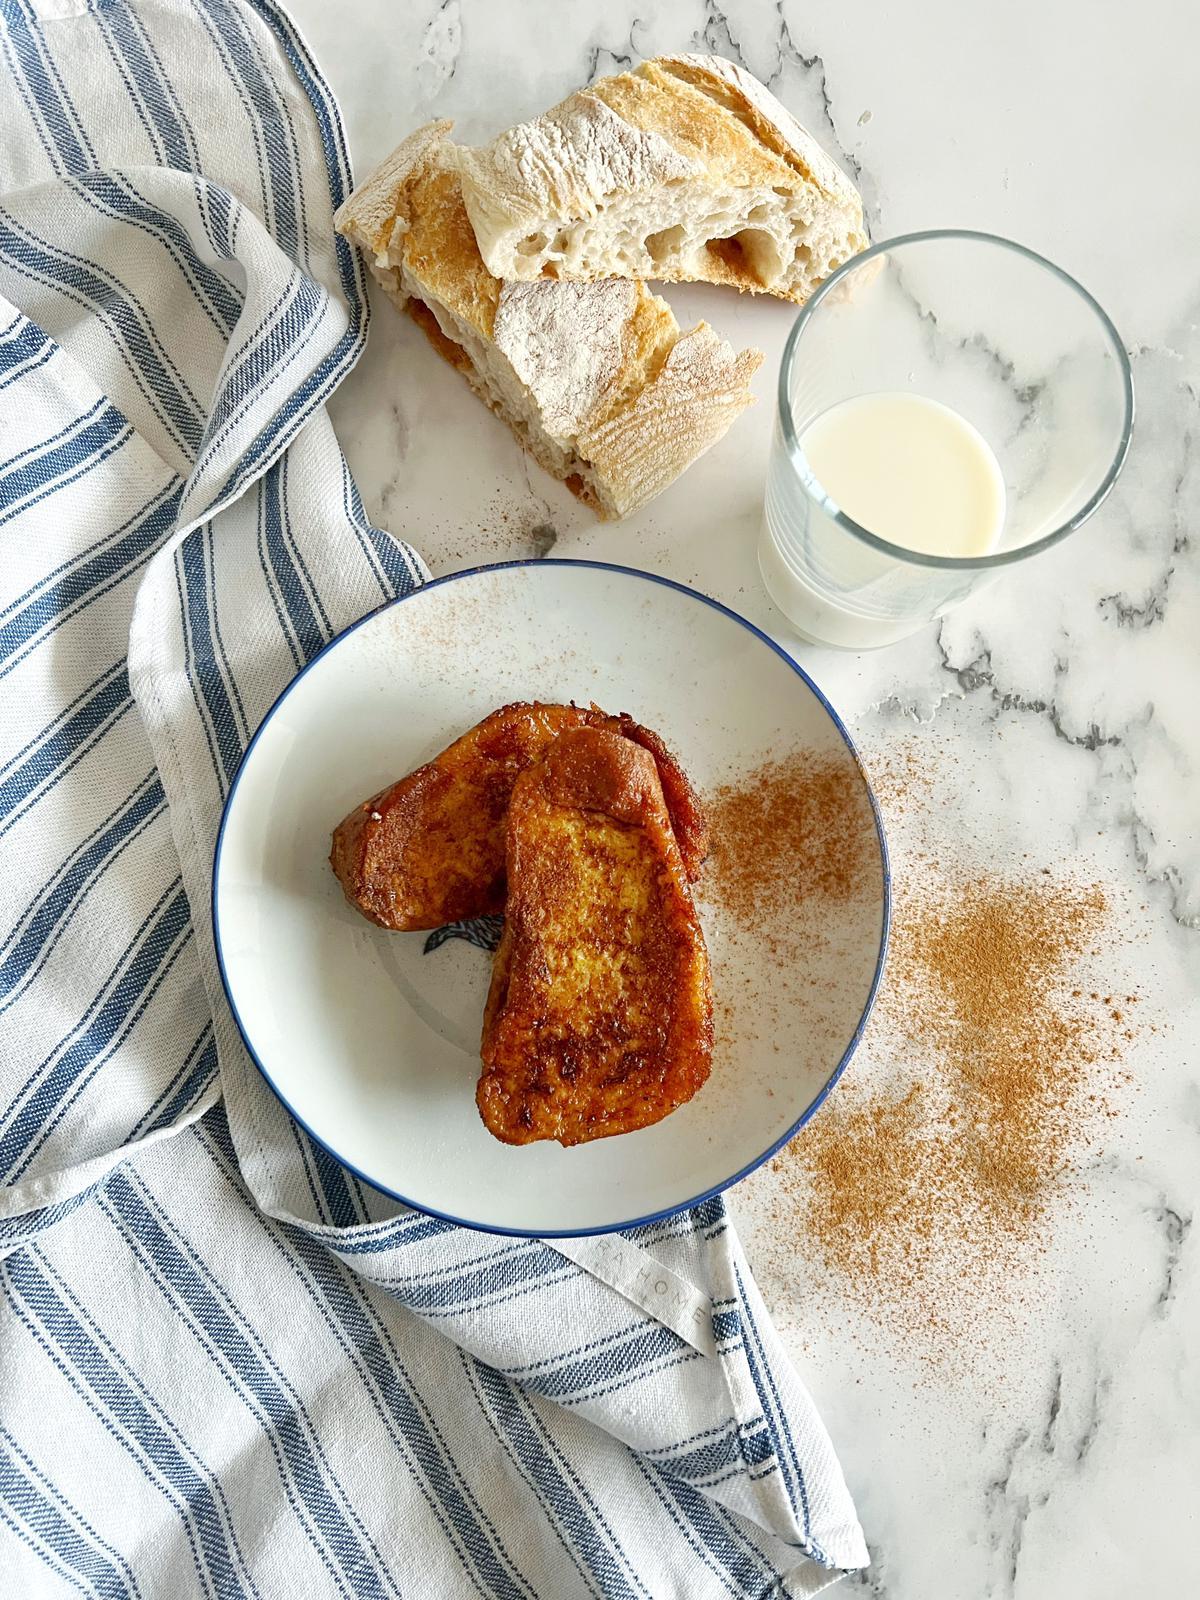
[477,726,713,1146]
[605,713,709,874]
[330,703,707,931]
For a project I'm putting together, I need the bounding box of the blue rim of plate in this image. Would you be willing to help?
[211,558,892,1237]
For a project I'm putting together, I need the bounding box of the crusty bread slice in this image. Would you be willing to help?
[333,121,761,519]
[456,54,867,305]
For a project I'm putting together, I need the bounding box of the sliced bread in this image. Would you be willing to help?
[333,121,762,520]
[456,53,867,305]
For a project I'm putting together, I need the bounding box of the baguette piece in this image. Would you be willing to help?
[333,121,761,519]
[456,54,867,305]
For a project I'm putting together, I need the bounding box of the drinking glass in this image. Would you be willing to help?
[760,230,1134,649]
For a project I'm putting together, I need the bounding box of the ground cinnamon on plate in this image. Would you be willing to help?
[706,750,876,945]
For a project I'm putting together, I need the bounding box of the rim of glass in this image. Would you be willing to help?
[777,228,1135,571]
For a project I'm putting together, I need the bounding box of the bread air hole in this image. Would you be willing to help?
[517,232,548,257]
[704,228,780,287]
[645,224,688,264]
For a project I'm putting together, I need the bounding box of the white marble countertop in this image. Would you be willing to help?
[290,2,1199,1593]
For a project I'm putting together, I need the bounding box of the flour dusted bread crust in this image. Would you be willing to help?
[333,121,761,519]
[456,54,867,304]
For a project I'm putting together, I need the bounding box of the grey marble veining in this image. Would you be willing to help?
[291,1,1199,1592]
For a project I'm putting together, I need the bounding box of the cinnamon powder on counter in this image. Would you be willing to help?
[758,862,1143,1353]
[710,738,1147,1356]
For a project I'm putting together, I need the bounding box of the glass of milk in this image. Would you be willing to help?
[760,230,1133,649]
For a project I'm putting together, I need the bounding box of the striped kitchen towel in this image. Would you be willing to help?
[0,1,868,1595]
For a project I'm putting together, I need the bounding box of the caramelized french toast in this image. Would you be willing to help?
[331,701,706,931]
[478,726,713,1145]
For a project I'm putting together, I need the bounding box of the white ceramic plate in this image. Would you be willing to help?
[213,561,889,1235]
